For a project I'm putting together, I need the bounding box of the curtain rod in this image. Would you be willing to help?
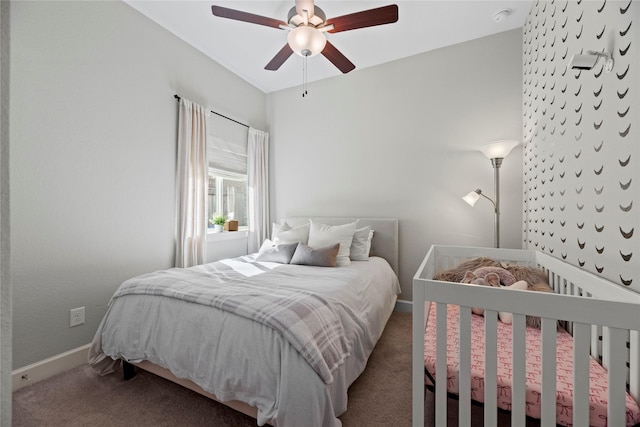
[174,94,249,129]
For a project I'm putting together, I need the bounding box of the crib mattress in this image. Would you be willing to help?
[423,302,640,427]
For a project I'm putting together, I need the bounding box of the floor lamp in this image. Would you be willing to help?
[463,140,519,248]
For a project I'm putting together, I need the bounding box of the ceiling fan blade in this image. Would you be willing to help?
[325,4,398,33]
[265,44,294,71]
[321,41,355,74]
[211,5,287,29]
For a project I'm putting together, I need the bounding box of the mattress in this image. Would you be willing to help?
[423,302,640,427]
[89,254,400,426]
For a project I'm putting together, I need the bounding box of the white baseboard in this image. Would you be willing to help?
[394,299,412,313]
[12,343,91,391]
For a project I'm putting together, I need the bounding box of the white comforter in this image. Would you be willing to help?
[89,255,400,427]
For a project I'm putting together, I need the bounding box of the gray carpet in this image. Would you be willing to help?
[13,312,414,426]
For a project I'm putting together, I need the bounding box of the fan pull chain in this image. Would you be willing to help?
[302,54,308,97]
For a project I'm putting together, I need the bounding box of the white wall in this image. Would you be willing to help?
[267,29,524,301]
[523,1,640,291]
[10,1,266,369]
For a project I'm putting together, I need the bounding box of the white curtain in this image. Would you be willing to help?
[175,98,208,267]
[247,127,269,253]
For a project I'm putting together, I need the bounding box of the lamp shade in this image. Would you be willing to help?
[480,140,519,160]
[462,190,481,207]
[287,26,326,57]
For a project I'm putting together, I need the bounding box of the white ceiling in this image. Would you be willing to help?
[125,0,533,93]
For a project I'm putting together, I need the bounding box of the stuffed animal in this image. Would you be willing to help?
[496,280,530,324]
[433,257,552,286]
[433,257,502,282]
[466,272,501,315]
[502,263,551,287]
[464,268,553,328]
[496,280,553,328]
[435,258,555,329]
[462,266,517,287]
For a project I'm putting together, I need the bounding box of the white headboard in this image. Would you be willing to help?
[281,217,399,274]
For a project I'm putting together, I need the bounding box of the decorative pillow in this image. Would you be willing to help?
[272,222,310,245]
[255,240,299,264]
[290,242,339,267]
[350,227,374,261]
[307,220,357,266]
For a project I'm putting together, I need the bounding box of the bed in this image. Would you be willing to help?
[412,245,640,427]
[89,217,400,427]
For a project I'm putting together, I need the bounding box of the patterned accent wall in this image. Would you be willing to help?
[522,0,639,290]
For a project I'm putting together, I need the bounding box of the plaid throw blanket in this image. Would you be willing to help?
[111,259,353,384]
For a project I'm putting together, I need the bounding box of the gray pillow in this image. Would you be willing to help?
[256,241,299,264]
[290,242,339,267]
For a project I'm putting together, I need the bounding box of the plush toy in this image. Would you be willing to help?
[496,280,530,324]
[464,268,554,328]
[502,263,551,287]
[433,257,552,286]
[496,280,553,328]
[465,272,501,315]
[461,266,517,287]
[468,272,502,288]
[461,267,516,317]
[435,258,555,329]
[433,257,502,283]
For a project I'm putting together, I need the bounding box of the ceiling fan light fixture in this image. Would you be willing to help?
[287,26,326,57]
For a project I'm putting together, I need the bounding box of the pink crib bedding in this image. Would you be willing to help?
[423,302,640,427]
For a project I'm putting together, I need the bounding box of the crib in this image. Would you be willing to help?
[412,245,640,426]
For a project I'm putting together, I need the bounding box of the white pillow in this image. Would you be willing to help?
[350,227,374,261]
[271,221,291,239]
[307,220,357,266]
[272,222,310,245]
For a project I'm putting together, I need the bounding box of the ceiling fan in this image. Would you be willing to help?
[211,1,399,74]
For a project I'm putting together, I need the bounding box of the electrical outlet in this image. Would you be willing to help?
[70,307,85,327]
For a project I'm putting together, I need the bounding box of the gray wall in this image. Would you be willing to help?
[266,29,524,302]
[10,1,266,369]
[10,3,524,369]
[523,0,639,291]
[1,0,11,422]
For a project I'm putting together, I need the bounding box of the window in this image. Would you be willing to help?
[207,169,248,229]
[206,113,249,232]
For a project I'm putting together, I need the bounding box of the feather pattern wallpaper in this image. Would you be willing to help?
[522,0,639,290]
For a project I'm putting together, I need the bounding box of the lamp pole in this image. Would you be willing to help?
[490,157,503,248]
[472,139,518,249]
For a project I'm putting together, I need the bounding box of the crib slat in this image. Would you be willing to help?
[541,317,557,427]
[435,303,448,427]
[573,322,590,427]
[602,327,610,370]
[459,307,471,426]
[607,327,627,426]
[511,314,527,425]
[631,330,640,403]
[591,324,600,361]
[411,286,426,426]
[484,310,498,427]
[625,329,631,388]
